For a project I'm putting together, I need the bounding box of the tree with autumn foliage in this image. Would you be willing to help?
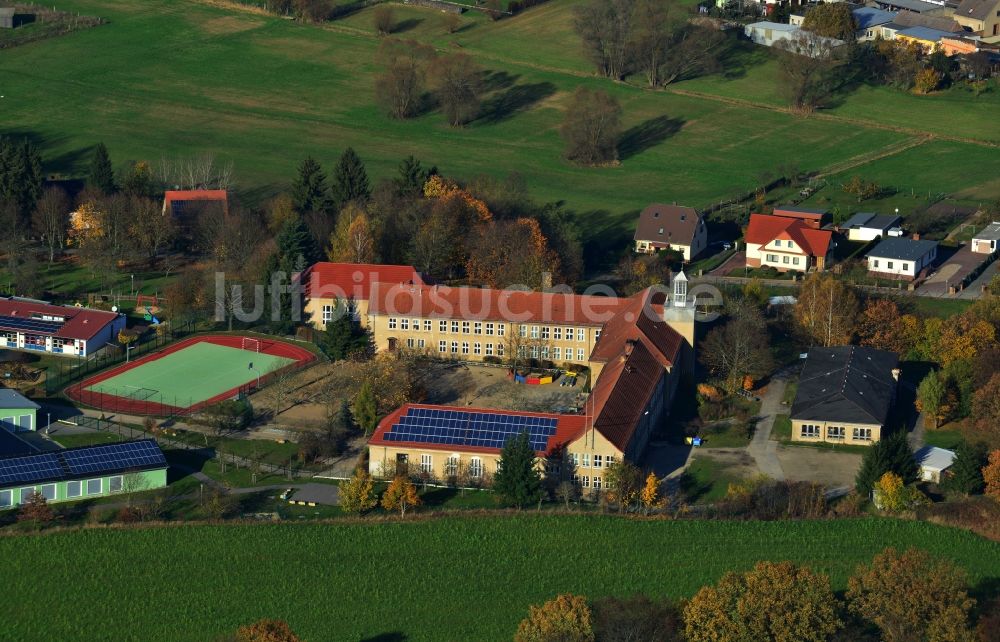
[339,467,378,514]
[683,560,842,642]
[916,371,950,429]
[328,204,378,264]
[466,218,561,289]
[984,450,1000,499]
[605,460,642,513]
[793,273,859,347]
[847,547,975,642]
[970,373,1000,447]
[873,471,927,512]
[560,87,622,166]
[234,618,301,642]
[516,594,594,642]
[381,475,421,516]
[857,298,912,354]
[640,472,662,514]
[423,174,493,223]
[17,490,54,528]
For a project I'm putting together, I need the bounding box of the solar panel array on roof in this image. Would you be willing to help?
[0,453,64,485]
[384,407,557,451]
[0,315,64,335]
[63,440,166,475]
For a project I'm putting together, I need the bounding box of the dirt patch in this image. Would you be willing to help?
[199,14,264,36]
[423,362,582,413]
[775,445,862,488]
[693,448,759,479]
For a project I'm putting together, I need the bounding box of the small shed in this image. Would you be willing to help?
[0,8,15,29]
[972,221,1000,255]
[0,389,40,432]
[914,445,956,483]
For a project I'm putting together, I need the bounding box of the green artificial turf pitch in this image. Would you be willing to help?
[83,342,294,406]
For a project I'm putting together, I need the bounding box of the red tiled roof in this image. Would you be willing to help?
[162,190,228,210]
[0,298,120,341]
[368,403,588,457]
[586,288,683,451]
[368,283,624,326]
[303,262,423,300]
[745,214,832,257]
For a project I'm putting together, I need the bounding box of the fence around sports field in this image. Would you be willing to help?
[65,334,317,417]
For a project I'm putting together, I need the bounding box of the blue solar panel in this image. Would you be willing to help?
[386,408,558,451]
[0,315,64,335]
[63,440,166,476]
[0,453,64,485]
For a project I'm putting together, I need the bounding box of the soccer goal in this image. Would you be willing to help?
[241,337,261,353]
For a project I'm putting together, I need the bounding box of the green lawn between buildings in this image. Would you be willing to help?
[1,516,998,640]
[1,0,996,265]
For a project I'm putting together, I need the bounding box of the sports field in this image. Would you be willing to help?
[2,0,996,261]
[84,342,293,405]
[66,335,315,414]
[1,515,997,640]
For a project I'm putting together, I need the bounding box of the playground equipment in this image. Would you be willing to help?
[136,294,161,324]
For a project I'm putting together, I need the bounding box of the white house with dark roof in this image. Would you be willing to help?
[972,222,1000,255]
[914,445,956,483]
[790,346,900,446]
[866,237,938,280]
[840,212,904,242]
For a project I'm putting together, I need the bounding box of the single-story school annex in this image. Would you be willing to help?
[0,297,125,357]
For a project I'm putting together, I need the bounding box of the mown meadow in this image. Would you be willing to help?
[2,515,998,640]
[1,0,996,257]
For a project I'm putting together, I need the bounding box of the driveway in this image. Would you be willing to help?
[747,378,787,481]
[919,244,987,296]
[775,446,862,489]
[708,251,745,276]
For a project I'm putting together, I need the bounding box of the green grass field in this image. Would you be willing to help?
[2,516,998,640]
[1,0,996,262]
[84,342,293,405]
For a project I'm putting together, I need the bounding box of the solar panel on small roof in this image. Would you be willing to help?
[62,440,167,476]
[0,453,64,485]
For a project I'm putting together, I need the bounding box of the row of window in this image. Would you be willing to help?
[572,475,604,489]
[430,340,508,357]
[765,254,802,266]
[772,239,795,249]
[800,424,872,441]
[568,453,616,469]
[413,454,487,478]
[0,476,122,508]
[387,318,510,337]
[518,326,594,342]
[870,259,910,272]
[518,345,588,361]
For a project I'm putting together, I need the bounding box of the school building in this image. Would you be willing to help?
[0,297,126,357]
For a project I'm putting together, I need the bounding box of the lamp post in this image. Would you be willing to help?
[130,274,134,298]
[125,342,135,363]
[249,362,261,389]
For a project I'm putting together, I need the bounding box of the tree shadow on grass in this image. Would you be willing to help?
[618,115,684,161]
[477,81,557,125]
[392,18,423,34]
[361,634,408,642]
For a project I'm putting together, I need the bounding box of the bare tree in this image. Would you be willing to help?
[432,53,483,126]
[775,33,845,112]
[560,87,622,165]
[573,0,636,80]
[32,186,70,263]
[157,154,234,190]
[375,39,436,119]
[373,4,394,35]
[700,303,774,393]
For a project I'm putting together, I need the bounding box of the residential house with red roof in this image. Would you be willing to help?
[161,190,229,217]
[302,262,423,329]
[367,278,695,484]
[744,213,834,272]
[0,297,125,357]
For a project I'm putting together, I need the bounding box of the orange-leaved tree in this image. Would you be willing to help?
[234,618,301,642]
[683,560,841,642]
[640,472,662,514]
[515,594,594,642]
[847,547,975,642]
[381,475,421,517]
[984,450,1000,499]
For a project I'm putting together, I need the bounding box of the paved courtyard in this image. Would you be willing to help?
[919,244,988,296]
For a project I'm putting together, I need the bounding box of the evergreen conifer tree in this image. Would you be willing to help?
[856,431,918,494]
[332,147,371,207]
[942,441,987,495]
[493,431,544,508]
[291,157,331,214]
[88,143,115,195]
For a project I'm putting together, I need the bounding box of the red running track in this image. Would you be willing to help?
[65,334,316,417]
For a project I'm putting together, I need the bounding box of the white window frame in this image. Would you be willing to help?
[406,338,415,349]
[497,343,505,356]
[40,483,56,500]
[470,457,483,478]
[582,453,591,468]
[420,454,433,473]
[20,487,35,503]
[462,341,470,355]
[400,318,409,330]
[321,304,334,324]
[853,427,872,441]
[86,478,102,495]
[451,321,460,333]
[0,489,11,508]
[439,320,448,333]
[451,341,459,354]
[497,324,506,337]
[109,476,123,493]
[593,476,602,490]
[577,348,585,361]
[424,319,432,331]
[473,342,482,355]
[530,326,540,339]
[827,426,845,440]
[486,343,494,356]
[66,480,81,498]
[388,317,397,330]
[445,455,458,476]
[462,321,470,334]
[486,322,494,336]
[577,329,585,342]
[801,424,820,438]
[553,347,561,360]
[553,327,562,340]
[438,340,447,353]
[474,322,482,335]
[593,455,603,469]
[541,326,550,340]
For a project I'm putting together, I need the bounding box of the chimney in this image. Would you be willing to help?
[624,339,636,357]
[891,368,901,382]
